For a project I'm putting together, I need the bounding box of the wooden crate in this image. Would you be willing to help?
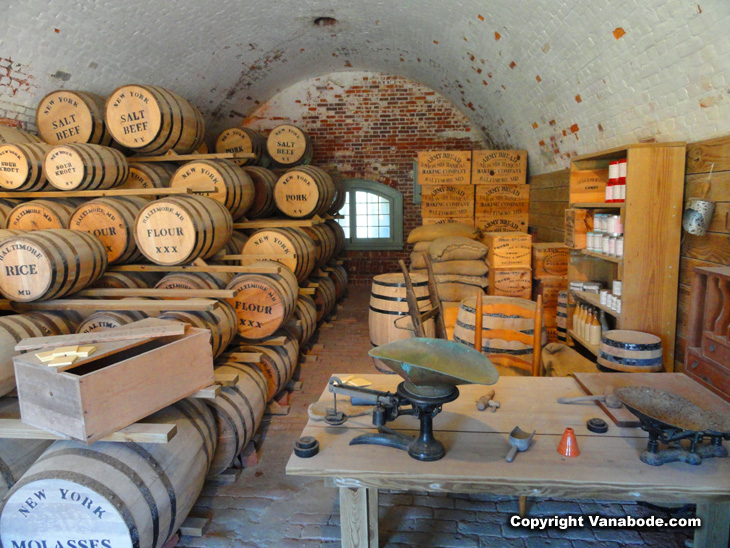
[532,276,568,308]
[482,231,532,269]
[472,150,527,185]
[569,168,608,203]
[543,307,558,343]
[564,208,593,249]
[417,151,472,185]
[474,214,527,233]
[14,325,214,443]
[532,243,569,278]
[422,217,474,226]
[421,184,475,218]
[474,183,529,228]
[487,268,532,299]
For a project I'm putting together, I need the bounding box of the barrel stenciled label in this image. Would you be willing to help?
[228,279,285,338]
[106,86,163,147]
[78,320,119,333]
[172,162,225,202]
[124,166,154,188]
[274,172,317,216]
[37,91,95,144]
[472,150,527,185]
[417,151,472,185]
[267,125,307,164]
[217,128,254,154]
[0,240,50,299]
[136,204,194,264]
[245,233,298,273]
[475,215,526,233]
[8,205,61,230]
[0,147,27,188]
[71,205,127,262]
[490,270,532,298]
[1,478,132,548]
[45,148,83,189]
[421,184,475,218]
[475,184,529,217]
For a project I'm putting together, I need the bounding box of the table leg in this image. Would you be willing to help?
[340,486,379,548]
[693,501,730,548]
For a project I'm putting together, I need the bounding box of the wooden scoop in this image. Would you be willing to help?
[557,385,622,409]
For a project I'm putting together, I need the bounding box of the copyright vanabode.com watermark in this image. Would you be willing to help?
[510,515,701,530]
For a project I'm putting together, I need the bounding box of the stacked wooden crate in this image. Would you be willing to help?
[417,151,474,224]
[532,243,569,343]
[473,150,528,234]
[482,231,532,298]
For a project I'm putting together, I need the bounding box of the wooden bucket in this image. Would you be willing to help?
[44,143,129,190]
[0,199,20,228]
[329,263,348,301]
[206,361,268,475]
[135,194,233,266]
[70,196,150,264]
[155,271,233,294]
[215,127,270,167]
[226,262,298,340]
[0,398,53,500]
[454,296,547,371]
[598,330,663,372]
[327,169,346,215]
[302,224,337,268]
[314,275,337,322]
[6,198,82,230]
[243,166,278,219]
[274,165,336,218]
[0,127,42,145]
[92,271,160,289]
[241,227,317,282]
[120,162,176,189]
[214,231,249,264]
[105,84,205,155]
[285,294,317,345]
[36,90,113,145]
[170,159,255,220]
[159,302,237,358]
[0,142,53,191]
[326,219,346,256]
[76,310,148,333]
[0,398,216,548]
[266,124,313,167]
[237,332,299,400]
[0,229,107,301]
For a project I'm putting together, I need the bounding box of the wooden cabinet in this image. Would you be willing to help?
[566,142,686,371]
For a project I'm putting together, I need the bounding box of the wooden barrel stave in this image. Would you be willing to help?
[121,162,176,190]
[0,199,20,228]
[236,332,299,400]
[216,127,270,167]
[0,143,53,191]
[285,294,317,345]
[0,127,42,145]
[6,198,83,230]
[243,166,278,219]
[158,301,237,358]
[314,275,337,323]
[92,271,160,289]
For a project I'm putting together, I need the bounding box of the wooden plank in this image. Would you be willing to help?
[682,232,730,264]
[220,352,263,363]
[694,501,730,548]
[0,187,214,199]
[0,419,176,443]
[528,213,565,232]
[15,323,186,351]
[679,257,726,287]
[685,170,730,200]
[528,226,564,244]
[529,201,567,216]
[109,264,281,274]
[11,298,218,313]
[232,215,325,229]
[129,151,254,163]
[527,169,570,190]
[214,373,238,386]
[190,385,221,399]
[529,186,569,203]
[340,487,379,548]
[74,288,236,299]
[179,516,211,537]
[686,135,730,173]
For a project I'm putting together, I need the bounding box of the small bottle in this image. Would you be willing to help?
[618,159,627,202]
[602,234,610,255]
[607,161,618,203]
[608,236,616,256]
[589,312,602,345]
[576,305,585,338]
[615,298,622,314]
[616,236,624,257]
[599,290,609,305]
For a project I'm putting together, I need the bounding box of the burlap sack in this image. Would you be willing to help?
[429,237,488,262]
[407,222,479,244]
[410,260,488,276]
[434,274,488,287]
[413,241,431,252]
[410,252,428,269]
[436,282,485,302]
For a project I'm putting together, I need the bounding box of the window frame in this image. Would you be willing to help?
[338,178,404,251]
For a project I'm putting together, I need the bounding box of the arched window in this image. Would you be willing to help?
[336,179,404,250]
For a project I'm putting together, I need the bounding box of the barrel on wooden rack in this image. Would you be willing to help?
[237,332,299,401]
[314,275,337,322]
[266,124,313,167]
[327,169,346,215]
[216,127,270,167]
[92,271,161,289]
[243,166,278,219]
[302,224,337,268]
[6,198,82,230]
[44,143,128,190]
[169,159,255,220]
[0,199,20,228]
[120,162,177,190]
[598,330,663,372]
[36,90,114,146]
[285,293,317,345]
[0,229,107,302]
[274,165,336,218]
[0,398,217,548]
[206,361,268,475]
[159,301,237,358]
[329,263,348,301]
[155,271,233,294]
[76,310,148,333]
[135,194,233,266]
[0,127,42,145]
[0,142,53,191]
[226,262,299,340]
[214,231,249,264]
[369,273,435,372]
[105,84,205,155]
[326,219,346,256]
[24,310,83,336]
[241,227,317,282]
[70,196,150,264]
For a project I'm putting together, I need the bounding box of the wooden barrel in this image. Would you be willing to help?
[155,271,233,293]
[314,275,337,322]
[0,229,107,302]
[214,230,249,264]
[0,142,53,190]
[0,398,53,500]
[76,310,148,333]
[598,330,663,372]
[44,143,128,190]
[135,194,233,266]
[0,314,57,396]
[285,294,317,345]
[273,165,336,218]
[302,224,337,268]
[158,301,237,358]
[169,159,254,220]
[120,162,176,189]
[92,271,160,289]
[105,84,205,155]
[36,90,113,145]
[6,198,82,230]
[557,290,568,342]
[329,263,348,301]
[237,332,299,400]
[0,398,216,548]
[326,219,346,256]
[70,196,150,264]
[241,227,317,282]
[0,127,42,145]
[24,310,83,336]
[328,169,346,215]
[453,296,547,371]
[266,124,313,167]
[215,127,270,167]
[226,262,298,340]
[0,199,20,228]
[206,361,267,475]
[243,166,278,219]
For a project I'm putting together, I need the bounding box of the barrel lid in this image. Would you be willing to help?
[105,84,163,148]
[70,201,130,263]
[0,145,31,189]
[266,125,308,165]
[216,127,255,154]
[36,90,95,144]
[372,272,429,287]
[0,235,52,301]
[135,200,196,265]
[600,330,662,351]
[44,145,88,189]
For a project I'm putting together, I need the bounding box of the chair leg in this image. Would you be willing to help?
[519,495,527,517]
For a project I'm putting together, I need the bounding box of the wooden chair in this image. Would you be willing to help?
[397,258,448,340]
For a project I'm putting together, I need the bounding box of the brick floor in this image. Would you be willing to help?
[180,286,694,548]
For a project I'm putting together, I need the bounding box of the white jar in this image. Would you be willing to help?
[613,280,622,296]
[616,236,624,257]
[608,236,616,256]
[600,290,609,305]
[601,234,610,254]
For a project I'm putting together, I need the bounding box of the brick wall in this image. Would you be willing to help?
[239,71,492,284]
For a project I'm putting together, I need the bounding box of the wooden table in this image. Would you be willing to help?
[286,374,730,548]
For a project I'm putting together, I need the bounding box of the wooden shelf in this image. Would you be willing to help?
[572,290,621,319]
[571,141,686,163]
[109,263,281,274]
[233,215,327,229]
[568,329,599,357]
[570,202,625,209]
[0,185,215,199]
[128,151,255,163]
[581,250,623,264]
[10,298,220,313]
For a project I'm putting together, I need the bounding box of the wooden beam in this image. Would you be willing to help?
[109,264,281,274]
[74,288,236,299]
[128,152,255,163]
[15,323,186,351]
[0,419,176,443]
[11,298,219,313]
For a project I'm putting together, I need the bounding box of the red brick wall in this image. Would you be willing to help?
[236,72,493,284]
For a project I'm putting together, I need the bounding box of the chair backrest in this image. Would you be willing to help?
[453,294,545,376]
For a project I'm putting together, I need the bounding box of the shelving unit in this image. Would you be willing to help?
[567,329,599,356]
[567,142,686,371]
